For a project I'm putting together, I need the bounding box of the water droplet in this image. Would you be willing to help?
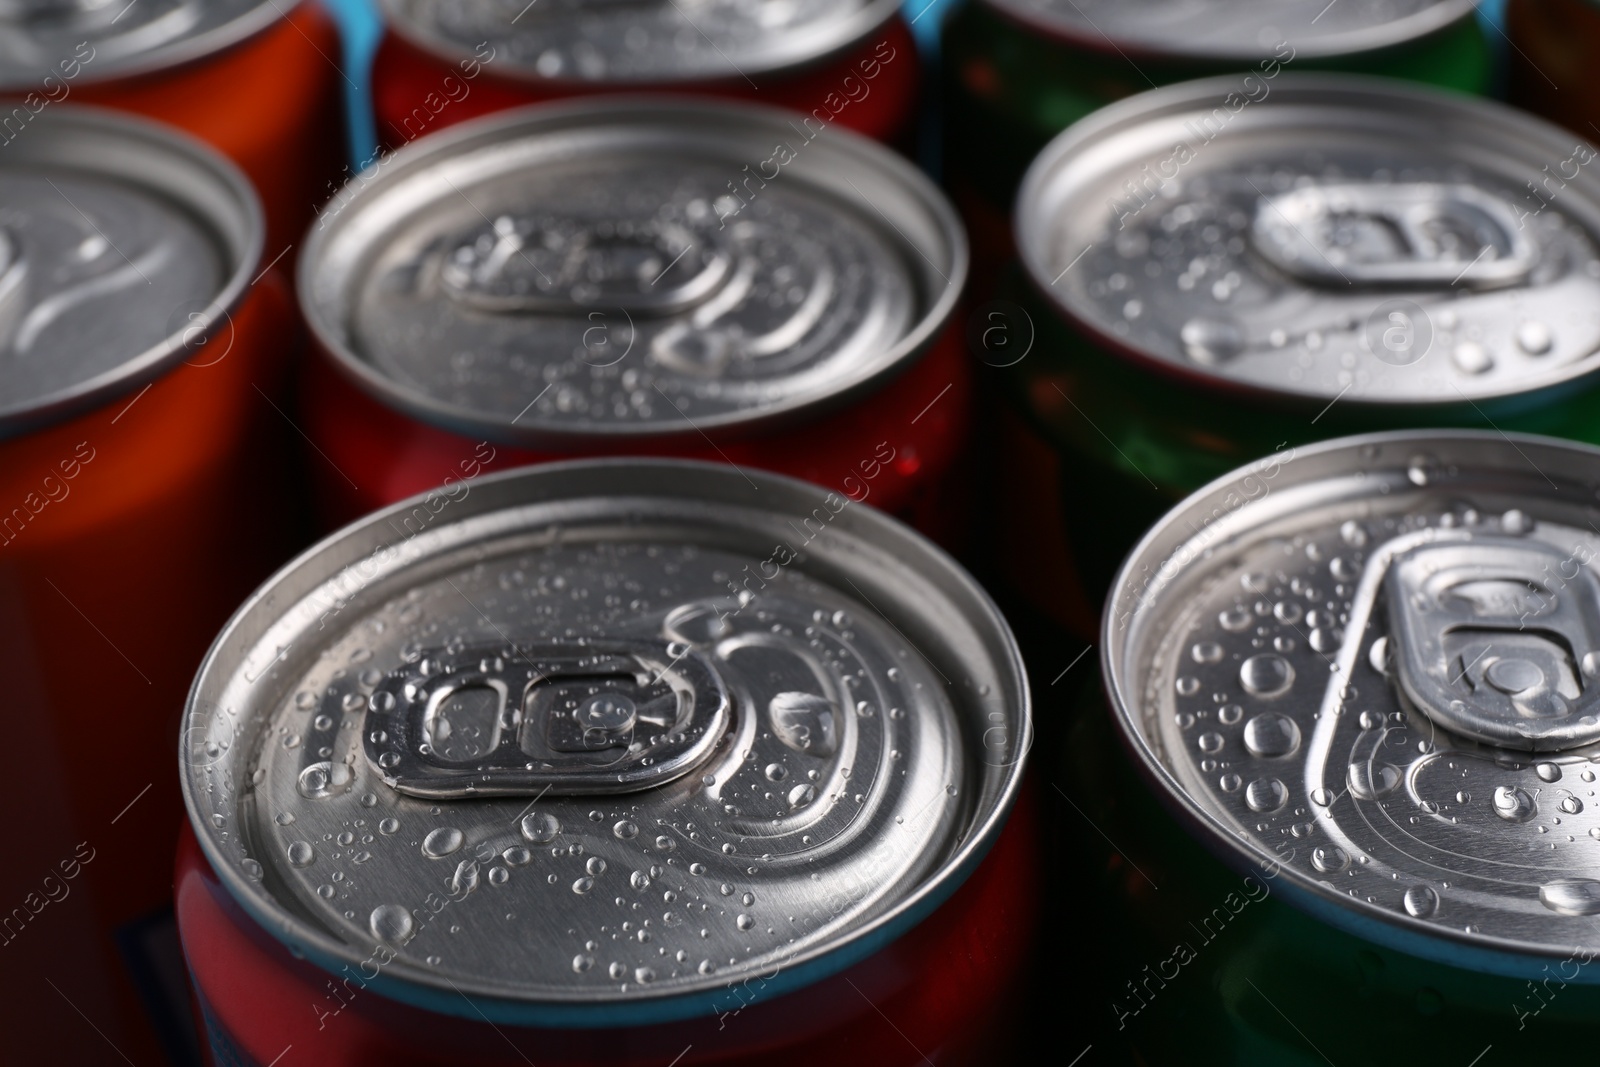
[1310,788,1333,807]
[1220,773,1242,792]
[786,783,817,808]
[1218,704,1243,726]
[1240,655,1294,697]
[1348,762,1401,800]
[735,914,754,931]
[503,847,532,866]
[1180,316,1245,364]
[1502,509,1533,536]
[586,857,607,876]
[422,827,464,858]
[1493,785,1537,822]
[1517,320,1553,355]
[573,876,595,894]
[1403,885,1440,918]
[521,812,560,844]
[698,959,716,975]
[1311,846,1349,873]
[630,871,650,890]
[1562,795,1585,815]
[655,835,677,851]
[1219,607,1252,632]
[769,692,839,757]
[1243,713,1302,758]
[1273,601,1303,625]
[613,820,638,840]
[1539,879,1600,916]
[1450,343,1491,375]
[370,904,414,944]
[573,954,594,973]
[1537,762,1562,783]
[1176,676,1201,696]
[296,761,352,800]
[1192,642,1224,664]
[1244,778,1287,813]
[378,817,399,835]
[1198,732,1224,754]
[450,860,480,896]
[763,763,788,782]
[1309,628,1339,654]
[287,842,315,867]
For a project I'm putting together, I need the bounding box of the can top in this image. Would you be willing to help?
[301,98,963,448]
[380,0,902,86]
[1107,431,1600,969]
[179,459,1028,1023]
[1017,75,1600,408]
[0,0,286,90]
[0,105,260,439]
[983,0,1478,61]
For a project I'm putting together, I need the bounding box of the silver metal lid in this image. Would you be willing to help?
[0,0,285,91]
[985,0,1478,61]
[1017,75,1600,407]
[380,0,901,86]
[302,99,963,448]
[1107,431,1600,973]
[0,105,261,439]
[179,459,1028,1023]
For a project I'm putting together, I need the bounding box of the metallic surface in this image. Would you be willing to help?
[1018,75,1600,405]
[180,459,1028,1021]
[302,98,962,448]
[1106,430,1600,973]
[0,105,260,438]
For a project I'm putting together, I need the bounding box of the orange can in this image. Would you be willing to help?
[0,0,348,256]
[0,107,297,1066]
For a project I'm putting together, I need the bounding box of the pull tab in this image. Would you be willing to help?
[362,640,730,798]
[1385,536,1600,751]
[439,214,728,317]
[1251,183,1536,289]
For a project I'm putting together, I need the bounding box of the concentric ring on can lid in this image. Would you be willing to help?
[0,104,262,440]
[179,459,1028,1024]
[1105,430,1600,978]
[0,0,286,91]
[300,97,965,449]
[1017,74,1600,408]
[983,0,1479,62]
[380,0,903,86]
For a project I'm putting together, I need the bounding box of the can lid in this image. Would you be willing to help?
[0,105,261,439]
[983,0,1478,61]
[180,459,1028,1023]
[0,0,287,90]
[301,98,963,448]
[1017,75,1600,408]
[380,0,902,86]
[1107,431,1600,970]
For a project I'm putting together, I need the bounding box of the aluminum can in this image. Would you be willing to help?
[0,0,348,255]
[0,106,297,1065]
[371,0,918,152]
[996,74,1600,639]
[941,0,1490,276]
[299,99,970,547]
[1507,0,1600,141]
[1063,430,1600,1065]
[176,457,1036,1066]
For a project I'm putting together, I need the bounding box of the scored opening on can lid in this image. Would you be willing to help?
[302,98,964,449]
[983,0,1479,62]
[0,0,287,91]
[380,0,903,86]
[0,104,261,440]
[179,459,1028,1025]
[1106,430,1600,977]
[1017,74,1600,408]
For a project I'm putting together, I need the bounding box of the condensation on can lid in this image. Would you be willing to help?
[1017,75,1600,407]
[984,0,1478,61]
[0,0,286,90]
[179,459,1027,1023]
[1106,430,1600,973]
[0,105,261,440]
[381,0,902,86]
[300,98,964,448]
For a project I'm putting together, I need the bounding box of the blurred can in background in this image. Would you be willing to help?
[1506,0,1600,140]
[1076,431,1600,1065]
[176,458,1036,1067]
[941,0,1490,276]
[997,75,1600,639]
[371,0,919,151]
[299,99,971,548]
[0,0,348,254]
[0,107,296,1065]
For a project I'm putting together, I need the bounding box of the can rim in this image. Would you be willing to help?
[0,103,263,441]
[0,0,293,92]
[179,457,1030,1025]
[377,0,906,87]
[1101,428,1600,976]
[300,96,967,449]
[1015,72,1600,412]
[979,0,1481,62]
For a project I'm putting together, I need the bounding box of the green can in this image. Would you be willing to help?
[941,0,1490,230]
[1053,430,1600,1065]
[991,74,1600,638]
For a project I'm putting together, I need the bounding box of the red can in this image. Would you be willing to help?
[176,458,1037,1066]
[0,0,348,255]
[371,0,918,150]
[1506,0,1600,140]
[299,98,970,546]
[0,108,298,1065]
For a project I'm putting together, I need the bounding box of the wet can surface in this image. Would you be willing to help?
[371,0,918,152]
[176,458,1035,1065]
[0,0,348,254]
[0,106,298,1065]
[1069,431,1600,1064]
[299,99,970,547]
[940,0,1489,275]
[997,74,1600,639]
[1506,0,1600,142]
